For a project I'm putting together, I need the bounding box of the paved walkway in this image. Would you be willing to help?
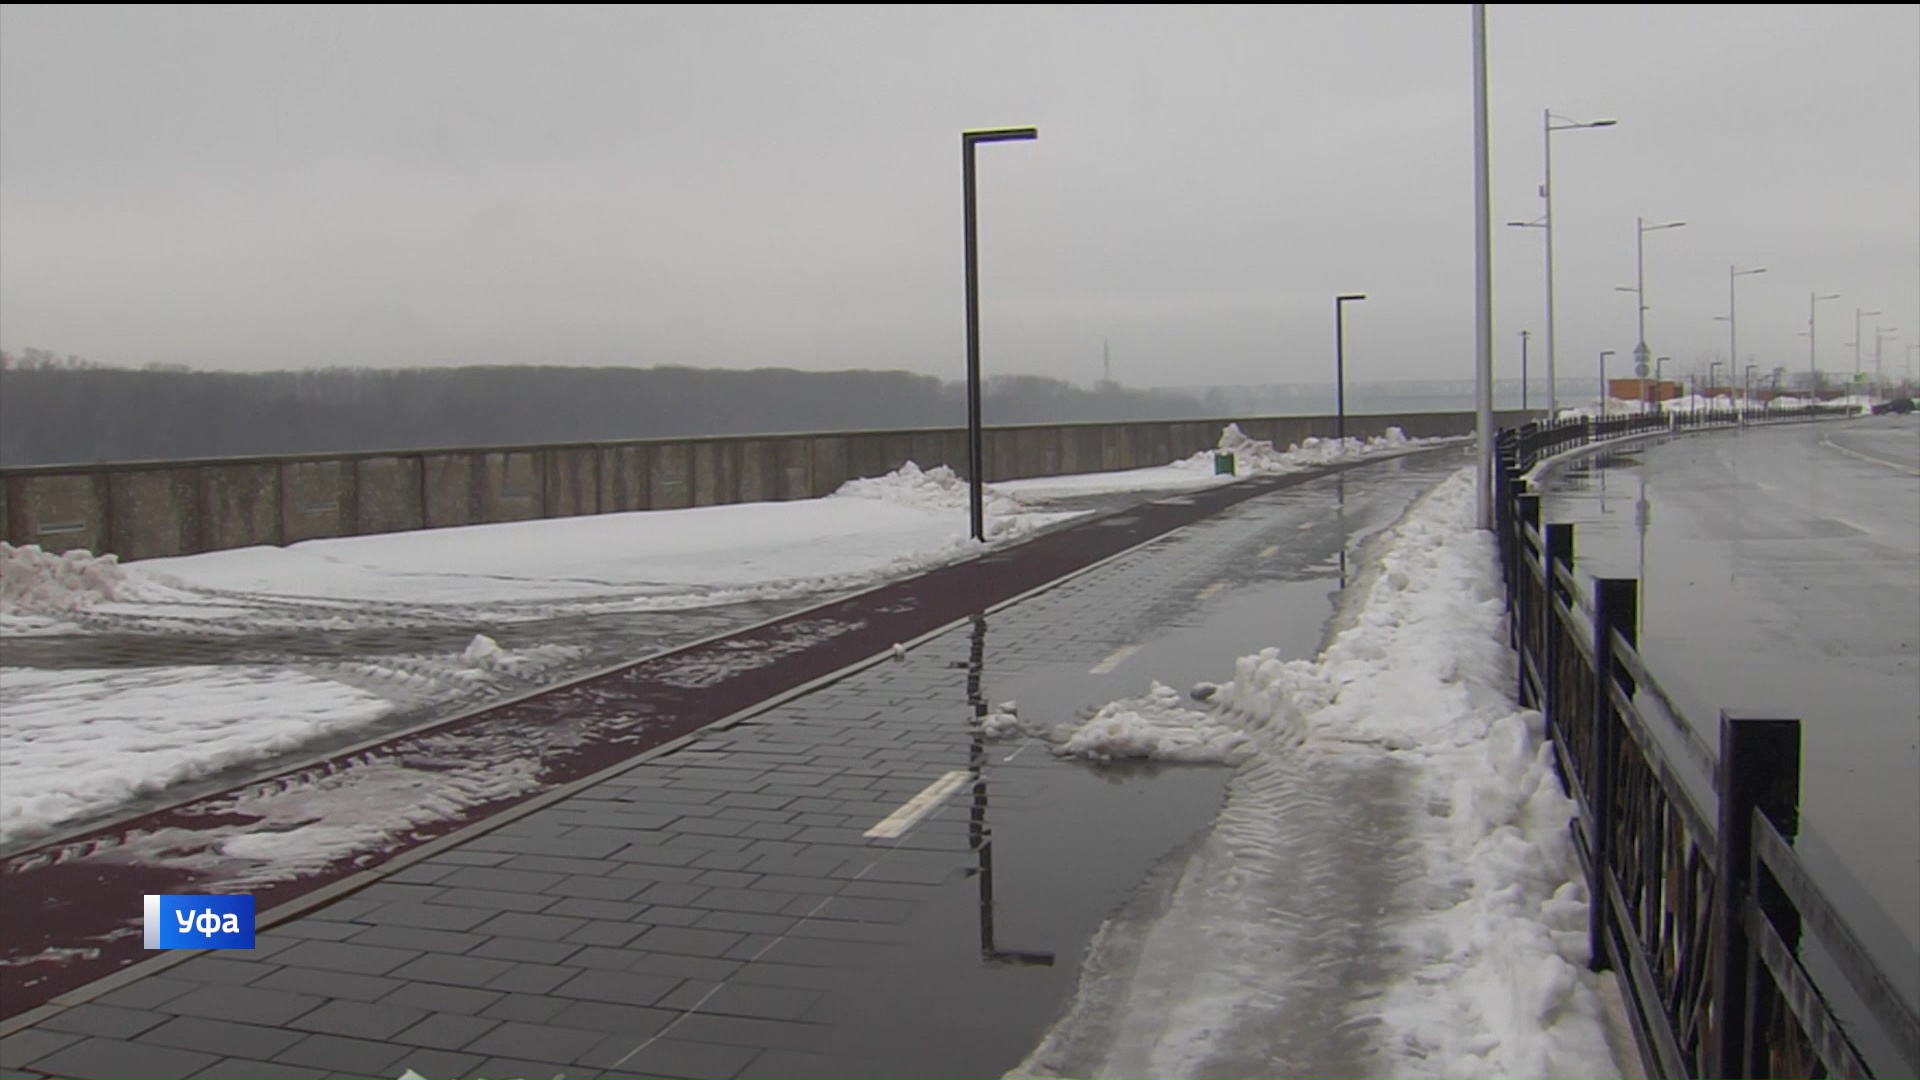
[1,448,1466,1079]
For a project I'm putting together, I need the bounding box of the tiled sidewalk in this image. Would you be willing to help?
[0,451,1465,1079]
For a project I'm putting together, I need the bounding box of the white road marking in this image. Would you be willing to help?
[1258,544,1280,558]
[1195,582,1226,602]
[1830,517,1875,537]
[863,770,971,839]
[1756,481,1778,493]
[1089,643,1140,674]
[1820,435,1920,477]
[1297,521,1315,530]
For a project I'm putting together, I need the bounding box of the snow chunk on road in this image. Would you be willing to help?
[1052,682,1253,764]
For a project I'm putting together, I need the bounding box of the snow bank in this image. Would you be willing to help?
[1175,423,1422,478]
[832,461,1043,541]
[0,543,129,612]
[1021,469,1618,1078]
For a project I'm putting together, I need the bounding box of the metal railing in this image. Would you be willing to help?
[1491,405,1917,1079]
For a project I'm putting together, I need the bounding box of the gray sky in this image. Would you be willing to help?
[2,4,1915,388]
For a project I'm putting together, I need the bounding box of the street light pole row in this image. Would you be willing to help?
[1509,111,1616,420]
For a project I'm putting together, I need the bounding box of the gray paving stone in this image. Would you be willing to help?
[383,1048,488,1080]
[355,901,496,931]
[634,882,707,907]
[545,1001,676,1038]
[604,786,718,806]
[347,923,485,954]
[91,975,199,1011]
[666,1013,826,1053]
[470,1055,594,1080]
[162,984,325,1027]
[0,1030,81,1070]
[625,953,743,982]
[547,897,653,922]
[271,1033,409,1077]
[484,962,578,995]
[693,887,797,915]
[29,1037,216,1079]
[251,957,401,999]
[425,886,561,913]
[693,910,798,936]
[734,1049,843,1080]
[607,844,704,868]
[286,999,428,1041]
[468,936,585,965]
[670,816,752,838]
[501,853,626,877]
[463,1021,606,1066]
[593,1035,757,1078]
[656,982,821,1023]
[736,839,806,860]
[799,895,917,924]
[188,1056,328,1079]
[472,910,589,942]
[745,874,842,897]
[36,1003,170,1040]
[547,875,649,901]
[144,1015,304,1060]
[549,970,682,1007]
[429,848,519,867]
[469,832,628,859]
[686,849,761,872]
[782,918,912,945]
[726,961,852,992]
[301,897,384,923]
[440,866,567,894]
[272,938,423,977]
[750,936,892,969]
[746,853,852,878]
[633,905,704,927]
[736,822,804,842]
[478,993,573,1024]
[387,952,519,987]
[633,926,743,959]
[555,946,637,971]
[259,919,362,941]
[563,920,649,948]
[688,869,758,889]
[391,1012,500,1052]
[714,792,795,811]
[379,982,503,1016]
[384,862,460,885]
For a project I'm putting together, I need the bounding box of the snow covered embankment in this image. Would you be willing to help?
[1028,469,1619,1079]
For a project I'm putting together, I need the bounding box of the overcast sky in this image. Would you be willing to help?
[2,4,1915,388]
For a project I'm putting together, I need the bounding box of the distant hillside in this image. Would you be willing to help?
[0,359,1223,467]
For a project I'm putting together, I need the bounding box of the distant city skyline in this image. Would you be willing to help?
[2,5,1915,388]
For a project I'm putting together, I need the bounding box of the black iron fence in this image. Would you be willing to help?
[1491,406,1918,1079]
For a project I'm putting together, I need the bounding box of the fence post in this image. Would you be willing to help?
[1542,521,1574,741]
[1586,575,1638,973]
[1514,492,1541,685]
[1710,712,1802,1080]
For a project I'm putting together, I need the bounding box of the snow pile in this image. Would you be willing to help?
[1020,469,1618,1079]
[0,543,130,612]
[459,633,508,670]
[1176,423,1421,478]
[833,461,1033,520]
[1051,681,1254,763]
[0,665,395,844]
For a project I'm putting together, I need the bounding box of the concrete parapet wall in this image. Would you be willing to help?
[0,411,1519,560]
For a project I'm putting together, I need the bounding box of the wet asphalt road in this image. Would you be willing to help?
[1538,414,1920,966]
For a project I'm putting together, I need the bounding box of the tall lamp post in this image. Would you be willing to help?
[1335,293,1367,442]
[1471,4,1493,529]
[1853,308,1881,397]
[1745,364,1758,423]
[1709,359,1725,416]
[1655,355,1670,416]
[1615,217,1686,388]
[1520,329,1531,412]
[1874,326,1897,398]
[1599,350,1616,416]
[1808,292,1840,402]
[961,126,1037,542]
[1723,264,1767,398]
[1510,110,1616,420]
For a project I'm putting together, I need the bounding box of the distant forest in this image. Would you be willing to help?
[0,349,1227,467]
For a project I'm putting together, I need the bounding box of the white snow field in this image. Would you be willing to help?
[1015,469,1624,1079]
[0,428,1439,846]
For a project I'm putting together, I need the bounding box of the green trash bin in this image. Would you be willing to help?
[1214,451,1236,476]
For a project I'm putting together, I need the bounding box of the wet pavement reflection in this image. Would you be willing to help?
[1537,417,1920,969]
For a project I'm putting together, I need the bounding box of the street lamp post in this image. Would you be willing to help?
[1808,292,1840,402]
[1335,294,1367,443]
[1874,326,1897,398]
[1509,110,1616,420]
[1745,363,1758,423]
[961,125,1037,543]
[1615,217,1686,388]
[1599,350,1616,416]
[1655,355,1669,416]
[1710,359,1725,417]
[1520,329,1531,412]
[1726,264,1766,399]
[1853,308,1881,397]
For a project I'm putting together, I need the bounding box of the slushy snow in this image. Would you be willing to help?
[1019,469,1621,1079]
